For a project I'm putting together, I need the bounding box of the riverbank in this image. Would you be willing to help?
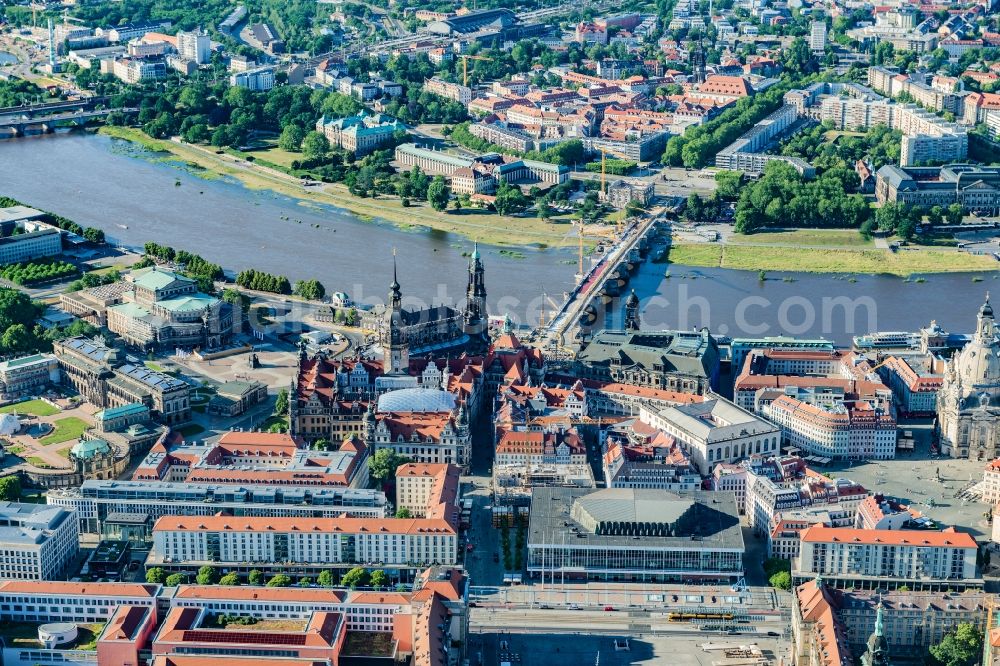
[98,126,580,249]
[665,242,998,276]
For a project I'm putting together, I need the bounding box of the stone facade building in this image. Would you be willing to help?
[937,298,1000,460]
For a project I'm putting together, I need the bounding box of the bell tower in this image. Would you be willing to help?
[384,251,409,375]
[464,242,488,341]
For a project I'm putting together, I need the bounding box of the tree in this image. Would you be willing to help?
[927,205,944,226]
[929,623,982,666]
[369,448,410,482]
[279,124,306,152]
[714,171,743,199]
[875,202,908,233]
[302,131,330,160]
[165,573,187,586]
[83,227,105,243]
[0,474,19,500]
[145,567,167,584]
[768,570,791,590]
[317,569,337,587]
[427,176,450,212]
[340,566,368,588]
[945,203,964,225]
[312,438,331,451]
[370,569,388,589]
[298,576,312,587]
[274,388,289,416]
[395,507,412,518]
[782,37,816,75]
[196,565,218,585]
[1,323,33,354]
[267,574,293,587]
[248,569,265,585]
[293,279,326,300]
[219,573,241,585]
[683,193,704,222]
[493,180,529,216]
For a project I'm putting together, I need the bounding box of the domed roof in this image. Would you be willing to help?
[377,388,456,413]
[71,438,110,460]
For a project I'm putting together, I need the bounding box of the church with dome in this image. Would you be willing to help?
[937,296,1000,460]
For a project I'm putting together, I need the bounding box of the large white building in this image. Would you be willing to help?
[639,399,781,475]
[176,30,212,64]
[0,225,62,266]
[0,502,79,580]
[149,515,457,574]
[763,396,897,461]
[48,479,388,536]
[796,525,979,590]
[809,20,827,51]
[230,65,275,91]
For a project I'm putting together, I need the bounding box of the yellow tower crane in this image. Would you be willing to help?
[460,54,492,87]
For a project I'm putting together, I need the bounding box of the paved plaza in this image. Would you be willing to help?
[823,419,991,537]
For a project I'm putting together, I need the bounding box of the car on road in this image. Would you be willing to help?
[568,605,583,610]
[603,606,615,611]
[767,631,780,637]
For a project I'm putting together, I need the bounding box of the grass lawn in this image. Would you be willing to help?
[26,456,51,468]
[247,141,301,169]
[6,445,24,454]
[176,424,205,437]
[667,243,999,276]
[145,361,166,372]
[40,417,91,445]
[728,229,874,248]
[0,399,59,417]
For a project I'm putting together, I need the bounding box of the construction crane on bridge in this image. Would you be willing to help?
[460,54,492,87]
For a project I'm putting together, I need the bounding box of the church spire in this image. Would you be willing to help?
[861,598,891,666]
[463,242,488,344]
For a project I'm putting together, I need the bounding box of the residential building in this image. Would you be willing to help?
[395,463,460,519]
[796,525,980,590]
[601,436,701,491]
[0,502,79,580]
[111,57,166,83]
[315,111,406,155]
[641,399,781,475]
[423,77,472,105]
[176,30,211,64]
[0,353,59,401]
[854,493,937,531]
[48,478,386,537]
[794,578,990,665]
[810,20,828,51]
[527,487,744,582]
[149,514,457,575]
[764,396,897,461]
[743,458,866,534]
[879,355,943,414]
[715,105,815,176]
[981,458,1000,504]
[230,65,276,91]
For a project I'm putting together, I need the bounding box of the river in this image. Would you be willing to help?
[0,132,997,344]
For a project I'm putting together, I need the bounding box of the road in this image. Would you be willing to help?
[470,607,783,634]
[571,169,717,197]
